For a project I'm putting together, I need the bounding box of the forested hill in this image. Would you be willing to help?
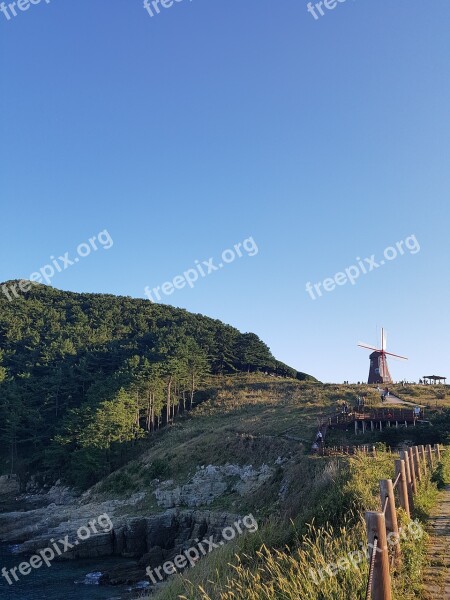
[0,281,313,487]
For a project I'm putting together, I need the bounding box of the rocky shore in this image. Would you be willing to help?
[0,462,272,588]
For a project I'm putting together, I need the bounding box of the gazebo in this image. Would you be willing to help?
[422,375,447,385]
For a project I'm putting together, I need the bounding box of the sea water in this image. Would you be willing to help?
[0,544,149,599]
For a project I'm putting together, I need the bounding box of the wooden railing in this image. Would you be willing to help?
[364,443,442,600]
[324,408,420,429]
[320,445,378,456]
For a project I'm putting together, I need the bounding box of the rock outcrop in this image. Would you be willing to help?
[0,475,20,497]
[0,461,271,586]
[154,463,273,508]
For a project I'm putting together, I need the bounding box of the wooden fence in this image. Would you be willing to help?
[325,408,421,430]
[320,445,378,457]
[364,443,442,600]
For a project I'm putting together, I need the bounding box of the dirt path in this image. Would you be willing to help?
[384,394,425,407]
[423,484,450,598]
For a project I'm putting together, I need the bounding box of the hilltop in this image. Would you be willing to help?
[0,282,315,487]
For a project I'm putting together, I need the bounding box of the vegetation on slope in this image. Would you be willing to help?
[86,378,379,509]
[93,378,447,600]
[145,450,449,600]
[389,384,450,408]
[0,283,314,487]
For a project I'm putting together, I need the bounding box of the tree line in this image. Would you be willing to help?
[0,283,304,488]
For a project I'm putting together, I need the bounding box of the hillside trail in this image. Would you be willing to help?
[383,393,425,408]
[423,484,450,598]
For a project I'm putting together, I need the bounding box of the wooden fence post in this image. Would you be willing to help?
[407,448,418,495]
[413,447,422,482]
[400,450,410,483]
[426,444,433,469]
[419,445,427,475]
[365,511,392,600]
[380,479,401,558]
[395,459,410,519]
[434,444,441,461]
[400,450,414,511]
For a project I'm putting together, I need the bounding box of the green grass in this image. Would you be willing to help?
[431,453,450,489]
[137,448,448,600]
[84,377,448,599]
[142,452,386,599]
[389,384,449,408]
[90,378,368,505]
[89,378,397,515]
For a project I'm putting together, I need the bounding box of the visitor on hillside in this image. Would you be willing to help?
[316,431,323,444]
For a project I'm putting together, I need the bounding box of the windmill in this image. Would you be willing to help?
[358,328,407,384]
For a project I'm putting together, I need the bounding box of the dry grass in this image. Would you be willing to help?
[389,384,449,408]
[92,377,447,599]
[140,449,448,600]
[92,378,372,503]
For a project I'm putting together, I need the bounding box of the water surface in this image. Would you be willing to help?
[0,544,147,599]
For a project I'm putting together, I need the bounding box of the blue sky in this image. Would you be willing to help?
[1,0,449,382]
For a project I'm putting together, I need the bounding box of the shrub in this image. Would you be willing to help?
[147,458,171,479]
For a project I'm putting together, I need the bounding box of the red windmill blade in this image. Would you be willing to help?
[384,351,408,360]
[357,343,380,352]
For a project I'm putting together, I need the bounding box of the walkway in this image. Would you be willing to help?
[384,394,425,408]
[423,484,450,598]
